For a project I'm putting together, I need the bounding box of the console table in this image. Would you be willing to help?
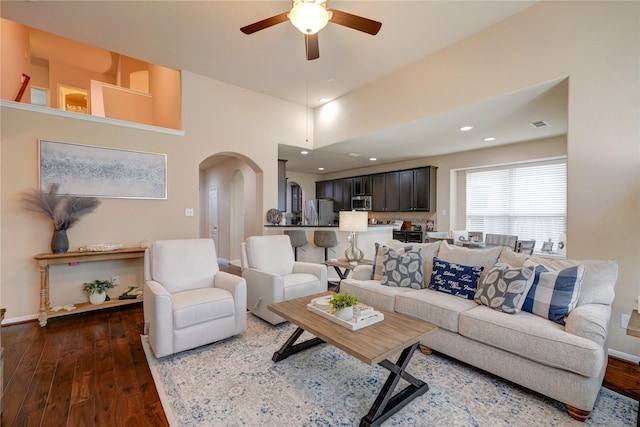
[34,247,146,327]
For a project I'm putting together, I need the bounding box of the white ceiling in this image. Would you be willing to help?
[2,1,567,175]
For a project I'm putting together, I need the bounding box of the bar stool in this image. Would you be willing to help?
[314,230,338,261]
[284,230,307,261]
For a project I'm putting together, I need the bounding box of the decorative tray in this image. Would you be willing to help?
[307,296,384,331]
[81,243,124,252]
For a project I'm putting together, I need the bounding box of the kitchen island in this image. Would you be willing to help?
[263,224,394,265]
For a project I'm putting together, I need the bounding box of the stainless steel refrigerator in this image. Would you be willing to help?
[305,199,336,225]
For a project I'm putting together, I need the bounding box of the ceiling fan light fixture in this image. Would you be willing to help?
[289,1,330,35]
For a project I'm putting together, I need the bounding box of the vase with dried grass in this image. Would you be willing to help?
[22,183,101,253]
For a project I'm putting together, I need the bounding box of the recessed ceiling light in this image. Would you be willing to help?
[369,157,377,161]
[460,126,474,131]
[347,153,360,157]
[300,150,309,155]
[530,120,549,128]
[319,97,329,103]
[484,137,496,141]
[318,167,325,171]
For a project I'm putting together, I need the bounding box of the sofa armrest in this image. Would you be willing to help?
[351,264,373,280]
[242,268,285,308]
[293,261,328,287]
[565,303,612,347]
[214,271,247,334]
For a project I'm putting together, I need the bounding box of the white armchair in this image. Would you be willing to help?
[144,238,247,358]
[241,235,327,324]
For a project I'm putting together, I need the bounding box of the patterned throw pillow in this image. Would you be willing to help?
[371,242,413,280]
[380,247,424,289]
[522,261,585,325]
[474,262,535,314]
[429,257,484,300]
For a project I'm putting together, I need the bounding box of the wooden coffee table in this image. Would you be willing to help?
[268,291,437,427]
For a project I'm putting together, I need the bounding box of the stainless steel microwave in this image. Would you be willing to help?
[351,195,372,211]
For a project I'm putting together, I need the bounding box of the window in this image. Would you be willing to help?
[466,159,566,252]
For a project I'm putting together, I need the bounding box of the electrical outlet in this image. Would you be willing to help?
[621,313,630,329]
[111,275,120,286]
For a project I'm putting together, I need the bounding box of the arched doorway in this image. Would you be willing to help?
[199,152,263,262]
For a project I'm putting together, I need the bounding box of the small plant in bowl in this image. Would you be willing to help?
[329,293,359,321]
[83,279,115,305]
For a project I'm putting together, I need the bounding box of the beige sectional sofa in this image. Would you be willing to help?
[340,240,618,421]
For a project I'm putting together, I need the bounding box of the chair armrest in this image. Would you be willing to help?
[143,280,174,357]
[293,261,328,282]
[214,271,247,334]
[242,268,285,309]
[565,303,612,347]
[351,264,373,280]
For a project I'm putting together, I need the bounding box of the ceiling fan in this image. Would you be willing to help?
[240,0,382,60]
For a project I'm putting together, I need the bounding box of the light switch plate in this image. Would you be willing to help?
[621,313,630,329]
[185,208,194,217]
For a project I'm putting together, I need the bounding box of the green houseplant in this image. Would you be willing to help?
[83,279,114,305]
[329,293,358,321]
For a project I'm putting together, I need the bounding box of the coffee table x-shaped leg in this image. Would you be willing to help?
[272,327,429,427]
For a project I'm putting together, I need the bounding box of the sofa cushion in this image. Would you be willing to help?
[340,279,416,312]
[437,241,502,283]
[172,287,234,330]
[474,262,535,313]
[459,305,603,377]
[522,262,585,325]
[372,242,413,281]
[430,257,483,300]
[395,288,478,333]
[386,240,441,286]
[498,248,618,307]
[381,247,424,289]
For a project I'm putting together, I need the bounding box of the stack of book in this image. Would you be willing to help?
[119,286,142,300]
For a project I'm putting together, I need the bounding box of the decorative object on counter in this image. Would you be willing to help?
[266,208,283,225]
[82,279,114,305]
[50,304,76,312]
[119,286,142,300]
[329,292,359,321]
[339,210,368,262]
[22,183,101,254]
[79,243,124,252]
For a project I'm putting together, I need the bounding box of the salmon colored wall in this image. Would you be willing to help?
[1,19,30,103]
[102,86,153,125]
[149,64,181,130]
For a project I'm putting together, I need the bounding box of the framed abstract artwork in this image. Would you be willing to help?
[38,139,167,199]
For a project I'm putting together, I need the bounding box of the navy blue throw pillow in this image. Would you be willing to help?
[429,256,484,300]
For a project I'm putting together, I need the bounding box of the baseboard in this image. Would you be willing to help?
[609,348,640,364]
[2,313,38,325]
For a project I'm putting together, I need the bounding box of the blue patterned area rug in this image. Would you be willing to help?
[142,316,636,426]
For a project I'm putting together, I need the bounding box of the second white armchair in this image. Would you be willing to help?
[241,235,328,324]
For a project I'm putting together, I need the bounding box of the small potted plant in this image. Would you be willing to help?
[329,292,359,321]
[83,279,115,305]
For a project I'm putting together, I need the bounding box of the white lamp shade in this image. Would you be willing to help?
[339,210,369,232]
[289,1,329,34]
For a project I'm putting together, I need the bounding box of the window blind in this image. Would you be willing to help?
[466,159,566,252]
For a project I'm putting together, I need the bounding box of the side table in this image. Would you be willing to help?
[323,258,372,292]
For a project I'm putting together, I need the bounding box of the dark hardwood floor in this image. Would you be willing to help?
[2,303,169,427]
[1,257,638,426]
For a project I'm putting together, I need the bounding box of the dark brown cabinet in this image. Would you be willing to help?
[393,230,426,243]
[316,166,436,213]
[353,175,372,195]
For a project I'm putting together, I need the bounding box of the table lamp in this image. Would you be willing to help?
[339,210,368,262]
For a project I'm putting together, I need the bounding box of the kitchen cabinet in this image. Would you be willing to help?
[335,178,352,210]
[392,230,426,243]
[278,160,287,211]
[398,167,437,212]
[372,172,400,211]
[316,180,334,199]
[353,175,372,195]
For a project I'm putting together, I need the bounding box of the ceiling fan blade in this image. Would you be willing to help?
[305,33,320,60]
[329,9,382,35]
[240,12,290,34]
